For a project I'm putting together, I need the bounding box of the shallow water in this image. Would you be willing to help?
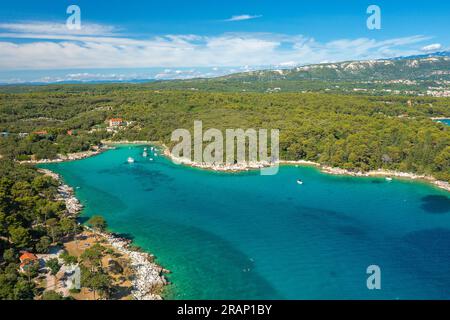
[434,118,450,126]
[41,145,450,299]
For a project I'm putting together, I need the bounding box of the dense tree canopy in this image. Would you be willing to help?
[0,160,76,300]
[0,83,448,300]
[1,88,447,180]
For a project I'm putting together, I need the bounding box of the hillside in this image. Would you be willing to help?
[146,54,450,96]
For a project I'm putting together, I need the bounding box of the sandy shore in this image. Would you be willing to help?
[38,168,169,300]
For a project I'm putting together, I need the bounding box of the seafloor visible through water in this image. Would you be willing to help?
[42,145,450,299]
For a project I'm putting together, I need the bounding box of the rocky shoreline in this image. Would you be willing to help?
[93,230,169,300]
[319,166,450,192]
[101,140,156,145]
[38,169,84,215]
[162,147,450,192]
[37,168,169,300]
[19,147,112,164]
[164,148,271,172]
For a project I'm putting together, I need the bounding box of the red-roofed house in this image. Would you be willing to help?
[19,252,39,273]
[33,130,48,135]
[109,118,124,127]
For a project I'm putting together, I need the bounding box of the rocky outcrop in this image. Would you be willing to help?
[95,231,168,300]
[38,169,83,216]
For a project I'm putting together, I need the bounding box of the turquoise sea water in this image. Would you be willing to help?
[436,119,450,126]
[41,145,450,299]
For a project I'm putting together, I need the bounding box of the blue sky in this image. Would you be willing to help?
[0,0,448,83]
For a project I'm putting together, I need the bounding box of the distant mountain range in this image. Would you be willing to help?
[2,51,450,97]
[388,51,450,60]
[145,51,450,96]
[215,51,450,82]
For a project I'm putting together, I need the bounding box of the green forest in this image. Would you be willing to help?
[1,87,449,180]
[0,161,79,299]
[0,84,449,299]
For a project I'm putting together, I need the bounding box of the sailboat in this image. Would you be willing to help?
[296,179,303,185]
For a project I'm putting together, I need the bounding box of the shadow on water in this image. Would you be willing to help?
[420,195,450,214]
[292,205,369,241]
[402,228,450,294]
[295,205,356,224]
[112,232,135,241]
[403,228,450,259]
[77,216,90,224]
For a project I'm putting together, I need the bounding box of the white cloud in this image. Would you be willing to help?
[278,61,298,67]
[0,21,117,36]
[421,43,442,52]
[225,15,262,22]
[0,20,434,71]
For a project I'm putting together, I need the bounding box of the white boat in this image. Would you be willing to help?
[142,151,148,157]
[127,157,135,163]
[296,179,303,185]
[386,177,393,182]
[149,158,154,161]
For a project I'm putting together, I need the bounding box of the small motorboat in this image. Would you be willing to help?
[149,158,154,161]
[386,177,393,182]
[296,179,303,185]
[127,157,135,163]
[143,151,148,157]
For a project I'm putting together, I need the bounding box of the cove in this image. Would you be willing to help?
[40,145,450,299]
